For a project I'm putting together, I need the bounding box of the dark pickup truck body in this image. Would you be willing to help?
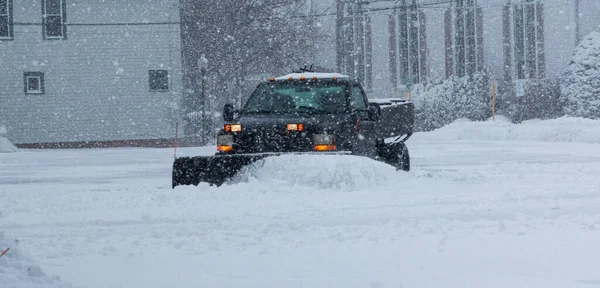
[172,72,414,188]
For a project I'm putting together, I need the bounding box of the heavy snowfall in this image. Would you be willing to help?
[2,0,600,287]
[3,116,600,288]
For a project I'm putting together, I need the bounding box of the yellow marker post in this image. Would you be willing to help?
[491,81,496,121]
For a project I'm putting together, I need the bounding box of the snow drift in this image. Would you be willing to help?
[0,137,18,153]
[231,154,407,191]
[415,116,600,144]
[0,125,17,153]
[0,232,71,288]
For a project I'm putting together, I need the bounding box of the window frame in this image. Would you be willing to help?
[397,0,427,85]
[512,0,545,80]
[454,0,481,77]
[24,72,45,95]
[149,70,170,92]
[0,0,13,40]
[445,0,484,78]
[42,0,67,40]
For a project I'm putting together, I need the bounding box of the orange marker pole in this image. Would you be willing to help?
[491,81,496,121]
[0,248,9,258]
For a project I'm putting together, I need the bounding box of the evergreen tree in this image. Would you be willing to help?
[415,70,491,131]
[561,31,600,119]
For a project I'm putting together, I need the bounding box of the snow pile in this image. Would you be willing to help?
[232,154,406,190]
[416,116,600,144]
[0,125,17,153]
[0,137,18,153]
[0,232,71,288]
[561,31,600,119]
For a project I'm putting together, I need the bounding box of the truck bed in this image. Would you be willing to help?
[369,98,414,141]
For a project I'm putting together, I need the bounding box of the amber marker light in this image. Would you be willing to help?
[217,145,233,152]
[300,75,306,80]
[270,77,275,82]
[224,124,242,132]
[287,123,305,131]
[312,76,318,80]
[314,145,337,151]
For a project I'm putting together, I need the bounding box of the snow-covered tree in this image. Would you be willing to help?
[561,31,600,119]
[181,0,319,110]
[415,70,491,131]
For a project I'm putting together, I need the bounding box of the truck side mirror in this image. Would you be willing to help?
[223,104,235,122]
[368,103,381,121]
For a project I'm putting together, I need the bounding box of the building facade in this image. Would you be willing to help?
[325,0,600,99]
[0,0,182,147]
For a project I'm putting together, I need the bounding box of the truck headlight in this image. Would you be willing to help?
[217,135,234,152]
[313,134,336,151]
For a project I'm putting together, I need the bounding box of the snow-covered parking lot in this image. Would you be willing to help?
[2,117,600,288]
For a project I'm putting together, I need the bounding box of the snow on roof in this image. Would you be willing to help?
[274,72,351,81]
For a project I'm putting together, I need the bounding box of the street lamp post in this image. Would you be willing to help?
[198,54,209,145]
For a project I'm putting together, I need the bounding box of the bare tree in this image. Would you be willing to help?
[181,0,320,116]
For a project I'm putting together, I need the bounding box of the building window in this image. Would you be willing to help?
[502,0,545,81]
[149,70,169,92]
[445,0,484,78]
[513,0,545,80]
[397,0,427,85]
[42,0,67,39]
[24,72,45,95]
[0,0,13,39]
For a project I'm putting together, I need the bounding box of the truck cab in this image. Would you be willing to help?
[217,73,392,158]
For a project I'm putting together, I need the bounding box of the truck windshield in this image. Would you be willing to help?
[243,82,348,115]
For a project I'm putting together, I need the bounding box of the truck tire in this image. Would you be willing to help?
[398,143,410,172]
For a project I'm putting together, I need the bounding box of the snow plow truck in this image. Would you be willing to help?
[172,69,414,188]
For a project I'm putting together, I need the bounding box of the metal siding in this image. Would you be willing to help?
[0,0,182,144]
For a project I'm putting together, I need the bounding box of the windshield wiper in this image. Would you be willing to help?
[243,110,293,115]
[296,106,327,113]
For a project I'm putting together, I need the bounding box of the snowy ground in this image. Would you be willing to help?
[2,117,600,288]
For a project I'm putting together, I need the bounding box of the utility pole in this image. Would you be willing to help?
[310,0,317,64]
[344,3,355,77]
[197,54,208,145]
[355,0,366,82]
[575,0,581,45]
[335,0,345,72]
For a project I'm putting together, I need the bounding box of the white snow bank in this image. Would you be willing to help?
[0,232,71,288]
[0,137,18,153]
[417,116,600,144]
[231,154,406,190]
